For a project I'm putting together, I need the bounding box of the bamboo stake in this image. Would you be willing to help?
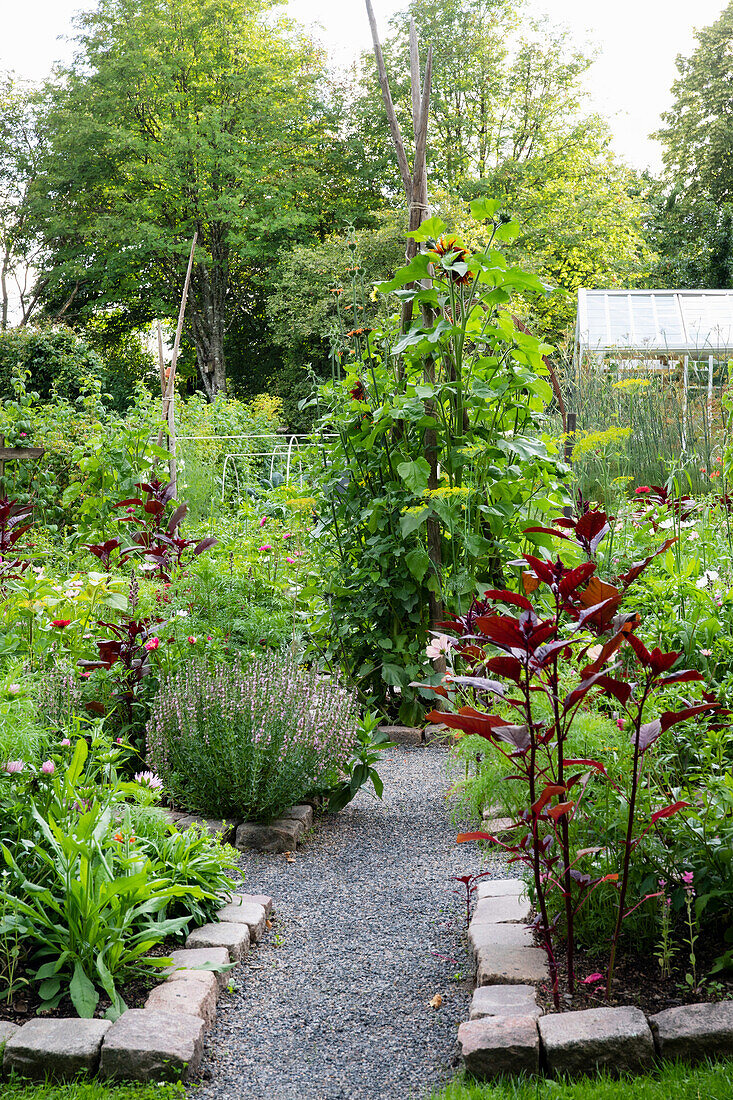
[156,232,198,496]
[157,321,166,401]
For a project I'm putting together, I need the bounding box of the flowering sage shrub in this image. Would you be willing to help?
[148,655,358,821]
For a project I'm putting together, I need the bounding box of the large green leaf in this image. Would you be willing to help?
[70,962,99,1018]
[404,546,430,582]
[470,197,502,221]
[406,215,447,242]
[400,507,429,538]
[396,458,430,495]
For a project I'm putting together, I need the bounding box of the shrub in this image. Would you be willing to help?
[148,654,358,821]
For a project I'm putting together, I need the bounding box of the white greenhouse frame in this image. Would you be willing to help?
[574,289,733,449]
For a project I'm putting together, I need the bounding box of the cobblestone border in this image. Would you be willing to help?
[1,892,273,1083]
[164,800,319,854]
[458,877,733,1080]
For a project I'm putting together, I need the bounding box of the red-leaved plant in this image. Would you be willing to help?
[85,478,216,581]
[422,505,720,1006]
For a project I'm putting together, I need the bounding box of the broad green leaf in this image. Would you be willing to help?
[494,220,521,242]
[70,962,99,1018]
[470,197,502,221]
[406,215,447,242]
[377,253,432,293]
[396,458,430,495]
[399,507,429,538]
[404,546,430,582]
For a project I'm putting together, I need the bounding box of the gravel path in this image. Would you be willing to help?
[192,740,505,1100]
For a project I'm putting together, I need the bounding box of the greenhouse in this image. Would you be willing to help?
[572,289,733,458]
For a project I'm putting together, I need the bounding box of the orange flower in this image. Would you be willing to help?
[433,235,474,285]
[113,831,124,843]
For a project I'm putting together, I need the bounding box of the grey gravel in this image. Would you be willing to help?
[190,741,505,1100]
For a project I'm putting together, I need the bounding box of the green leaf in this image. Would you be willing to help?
[399,507,429,538]
[406,215,447,242]
[377,253,432,293]
[470,197,502,221]
[70,962,99,1018]
[494,220,521,242]
[396,458,430,495]
[404,546,430,582]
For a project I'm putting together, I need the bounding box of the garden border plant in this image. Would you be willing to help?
[421,502,722,1007]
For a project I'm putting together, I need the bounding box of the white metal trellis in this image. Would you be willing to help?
[176,433,337,500]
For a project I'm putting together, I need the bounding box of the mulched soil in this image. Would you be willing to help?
[535,932,733,1015]
[0,941,174,1025]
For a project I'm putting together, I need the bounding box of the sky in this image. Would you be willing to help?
[0,0,729,172]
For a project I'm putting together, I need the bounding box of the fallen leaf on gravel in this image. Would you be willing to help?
[283,850,296,863]
[429,994,443,1009]
[266,919,273,929]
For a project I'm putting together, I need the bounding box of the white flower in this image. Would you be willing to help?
[426,632,453,660]
[6,684,21,696]
[586,645,603,662]
[176,609,189,618]
[687,530,700,541]
[658,518,675,530]
[696,569,720,589]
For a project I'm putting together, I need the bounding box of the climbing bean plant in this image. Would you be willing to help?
[306,199,567,720]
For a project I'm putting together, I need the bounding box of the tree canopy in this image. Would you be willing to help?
[651,3,733,288]
[30,0,380,397]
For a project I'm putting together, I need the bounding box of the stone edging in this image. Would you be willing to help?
[0,892,273,1083]
[459,877,733,1080]
[165,801,317,854]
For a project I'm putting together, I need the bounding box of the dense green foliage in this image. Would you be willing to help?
[29,0,379,397]
[306,201,565,718]
[652,2,733,287]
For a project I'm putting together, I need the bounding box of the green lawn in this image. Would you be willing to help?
[2,1082,185,1100]
[433,1059,733,1100]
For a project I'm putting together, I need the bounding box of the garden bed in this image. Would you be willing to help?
[536,936,733,1017]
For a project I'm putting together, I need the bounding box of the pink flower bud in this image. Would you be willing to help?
[41,760,55,775]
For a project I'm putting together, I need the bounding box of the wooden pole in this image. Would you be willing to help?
[364,1,443,640]
[156,232,198,496]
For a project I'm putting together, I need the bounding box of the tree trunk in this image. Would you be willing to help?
[188,227,229,400]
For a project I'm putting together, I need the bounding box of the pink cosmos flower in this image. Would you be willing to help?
[3,760,23,774]
[701,649,712,657]
[187,635,197,645]
[134,771,163,790]
[40,760,55,775]
[60,738,71,747]
[144,637,160,651]
[259,544,273,552]
[426,633,452,660]
[283,533,293,540]
[286,557,295,565]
